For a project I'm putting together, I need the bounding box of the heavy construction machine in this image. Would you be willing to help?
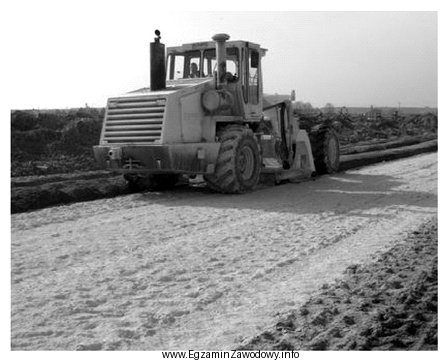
[93,31,340,193]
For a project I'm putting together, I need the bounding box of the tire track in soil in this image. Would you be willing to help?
[11,153,437,350]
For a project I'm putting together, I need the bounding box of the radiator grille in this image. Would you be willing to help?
[103,96,165,143]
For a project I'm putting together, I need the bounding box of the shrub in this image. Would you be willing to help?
[38,112,67,130]
[11,128,60,156]
[51,118,102,154]
[11,111,39,131]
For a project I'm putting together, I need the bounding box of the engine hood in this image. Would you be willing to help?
[123,78,214,98]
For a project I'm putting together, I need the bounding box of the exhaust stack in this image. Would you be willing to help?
[212,33,230,88]
[150,30,166,91]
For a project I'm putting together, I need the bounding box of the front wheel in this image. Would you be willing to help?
[204,126,261,193]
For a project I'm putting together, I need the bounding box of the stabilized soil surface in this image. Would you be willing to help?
[11,153,437,350]
[239,218,437,350]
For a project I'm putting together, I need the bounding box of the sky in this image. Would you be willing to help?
[2,2,439,109]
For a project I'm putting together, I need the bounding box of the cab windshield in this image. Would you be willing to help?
[166,47,239,80]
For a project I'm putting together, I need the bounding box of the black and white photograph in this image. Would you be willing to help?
[5,0,442,356]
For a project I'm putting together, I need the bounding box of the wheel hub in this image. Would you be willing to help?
[238,146,255,180]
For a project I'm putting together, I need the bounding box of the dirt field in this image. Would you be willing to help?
[10,152,437,350]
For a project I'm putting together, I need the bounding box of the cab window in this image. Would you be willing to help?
[203,47,239,79]
[167,50,201,80]
[248,49,259,104]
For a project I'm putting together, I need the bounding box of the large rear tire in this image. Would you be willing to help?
[204,126,261,193]
[309,126,340,174]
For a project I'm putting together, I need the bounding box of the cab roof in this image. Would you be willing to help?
[167,40,267,56]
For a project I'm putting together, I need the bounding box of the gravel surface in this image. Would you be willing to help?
[11,153,437,350]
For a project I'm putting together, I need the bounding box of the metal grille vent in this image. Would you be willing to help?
[103,96,165,143]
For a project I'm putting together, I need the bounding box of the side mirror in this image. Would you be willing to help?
[250,51,259,68]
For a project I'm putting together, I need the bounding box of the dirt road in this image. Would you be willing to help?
[11,153,437,350]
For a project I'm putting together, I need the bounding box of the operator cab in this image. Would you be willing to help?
[166,39,266,119]
[166,46,240,81]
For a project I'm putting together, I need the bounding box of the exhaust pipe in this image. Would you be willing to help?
[212,33,230,88]
[150,30,166,91]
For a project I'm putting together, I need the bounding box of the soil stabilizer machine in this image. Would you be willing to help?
[93,31,340,193]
